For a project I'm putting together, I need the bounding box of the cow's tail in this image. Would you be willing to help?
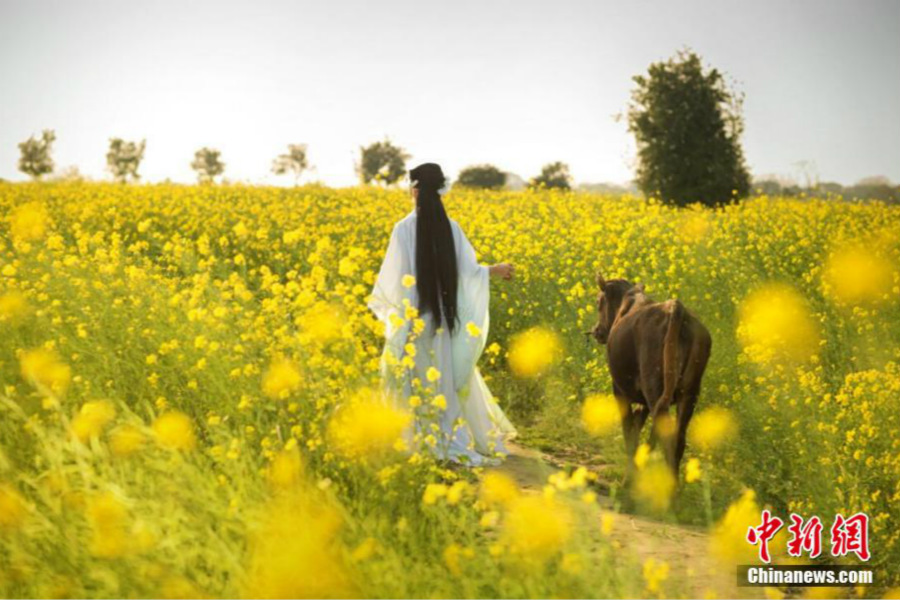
[659,300,685,414]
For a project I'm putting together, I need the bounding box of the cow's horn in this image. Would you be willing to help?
[596,272,606,287]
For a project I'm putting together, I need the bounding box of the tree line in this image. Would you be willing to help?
[15,132,577,191]
[10,50,897,205]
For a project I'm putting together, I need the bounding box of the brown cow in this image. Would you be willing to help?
[588,274,712,475]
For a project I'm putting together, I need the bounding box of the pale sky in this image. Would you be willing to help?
[1,0,898,187]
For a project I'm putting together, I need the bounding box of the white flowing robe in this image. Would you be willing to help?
[368,210,517,465]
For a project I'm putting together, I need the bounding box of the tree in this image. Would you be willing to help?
[106,138,146,182]
[357,140,409,185]
[191,148,225,184]
[271,144,309,185]
[848,176,898,203]
[18,130,56,180]
[627,49,750,206]
[456,164,506,189]
[529,162,572,190]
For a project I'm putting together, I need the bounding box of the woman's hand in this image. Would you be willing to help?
[490,263,515,280]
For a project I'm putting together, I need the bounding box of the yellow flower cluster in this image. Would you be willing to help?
[0,181,897,596]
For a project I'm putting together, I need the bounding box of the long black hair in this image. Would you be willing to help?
[409,163,459,334]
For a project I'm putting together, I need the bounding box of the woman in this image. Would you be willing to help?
[368,162,517,466]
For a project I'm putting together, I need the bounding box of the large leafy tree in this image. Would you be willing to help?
[18,130,56,180]
[106,138,146,182]
[628,49,750,206]
[456,164,506,190]
[191,148,225,184]
[272,144,309,185]
[529,162,572,190]
[357,140,408,185]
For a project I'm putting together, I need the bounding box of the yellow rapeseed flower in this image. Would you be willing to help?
[689,407,738,451]
[633,443,651,469]
[423,483,449,505]
[20,348,71,398]
[581,393,621,436]
[737,284,819,364]
[262,358,302,400]
[328,388,411,460]
[300,302,344,343]
[502,495,572,562]
[0,484,27,531]
[479,471,520,507]
[109,424,145,457]
[822,246,895,306]
[243,491,353,598]
[508,326,561,378]
[10,201,50,242]
[710,489,764,566]
[267,447,304,489]
[71,400,116,443]
[86,491,129,558]
[684,457,702,483]
[633,460,676,514]
[152,411,197,451]
[0,290,30,323]
[643,557,670,595]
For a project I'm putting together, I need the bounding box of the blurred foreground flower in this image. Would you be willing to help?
[328,388,411,460]
[20,348,71,398]
[688,407,738,451]
[0,484,27,531]
[822,246,896,306]
[581,393,622,436]
[710,489,769,565]
[643,557,670,595]
[633,459,676,514]
[737,284,819,364]
[502,495,572,562]
[684,457,702,483]
[10,201,50,242]
[679,211,711,244]
[152,411,196,451]
[0,290,30,323]
[86,491,129,558]
[300,302,345,344]
[109,424,145,457]
[262,358,302,400]
[479,471,520,508]
[508,326,561,378]
[71,400,116,444]
[267,446,304,490]
[243,492,353,598]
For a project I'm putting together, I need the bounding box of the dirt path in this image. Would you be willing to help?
[494,442,760,599]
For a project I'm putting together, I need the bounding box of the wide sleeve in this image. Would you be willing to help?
[451,221,491,392]
[368,223,416,368]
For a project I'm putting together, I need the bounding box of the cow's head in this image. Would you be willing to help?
[588,273,646,344]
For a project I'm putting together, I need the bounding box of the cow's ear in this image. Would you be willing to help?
[635,283,646,293]
[596,272,606,288]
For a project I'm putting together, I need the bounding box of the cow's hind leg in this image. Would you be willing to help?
[638,365,676,467]
[615,383,647,464]
[675,392,696,470]
[674,329,711,473]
